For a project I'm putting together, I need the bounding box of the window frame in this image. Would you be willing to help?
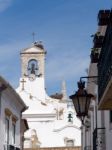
[68,111,73,123]
[5,117,10,145]
[109,110,112,130]
[12,122,16,145]
[27,59,38,76]
[66,139,74,147]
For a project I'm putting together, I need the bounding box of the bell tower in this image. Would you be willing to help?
[20,41,46,80]
[17,41,47,102]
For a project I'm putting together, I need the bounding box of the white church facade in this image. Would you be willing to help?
[16,42,81,148]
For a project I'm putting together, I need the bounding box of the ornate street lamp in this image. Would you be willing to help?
[69,80,94,124]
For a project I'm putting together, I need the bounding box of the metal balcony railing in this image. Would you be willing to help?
[93,35,104,48]
[93,128,105,150]
[93,128,97,150]
[90,49,99,63]
[84,146,91,150]
[4,145,20,150]
[4,145,15,150]
[15,147,20,150]
[98,19,112,103]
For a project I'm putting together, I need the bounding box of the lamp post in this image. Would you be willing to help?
[69,80,94,124]
[70,76,97,150]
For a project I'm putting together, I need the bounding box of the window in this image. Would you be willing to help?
[5,109,18,147]
[109,110,112,129]
[66,140,74,147]
[110,111,112,123]
[5,118,9,144]
[68,112,73,123]
[12,123,16,144]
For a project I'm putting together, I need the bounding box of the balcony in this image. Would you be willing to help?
[84,146,91,150]
[90,48,100,63]
[93,35,104,48]
[93,128,105,150]
[98,10,111,25]
[4,145,15,150]
[98,21,112,109]
[93,128,97,150]
[15,147,20,150]
[4,145,20,150]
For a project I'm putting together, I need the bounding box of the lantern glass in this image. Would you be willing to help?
[79,94,91,116]
[70,91,93,117]
[78,95,87,115]
[72,95,79,115]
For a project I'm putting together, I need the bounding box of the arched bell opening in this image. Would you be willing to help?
[27,59,38,76]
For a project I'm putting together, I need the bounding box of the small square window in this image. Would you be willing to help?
[66,140,74,147]
[68,112,73,123]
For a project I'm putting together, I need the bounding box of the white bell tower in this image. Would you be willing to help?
[17,41,47,103]
[21,41,46,79]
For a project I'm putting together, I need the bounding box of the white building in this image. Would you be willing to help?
[0,76,27,150]
[16,41,81,148]
[81,9,112,150]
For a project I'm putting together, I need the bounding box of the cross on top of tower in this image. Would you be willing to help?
[32,32,36,43]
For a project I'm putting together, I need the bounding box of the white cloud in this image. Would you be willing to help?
[0,0,13,12]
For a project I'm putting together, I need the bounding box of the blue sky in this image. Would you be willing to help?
[0,0,111,96]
